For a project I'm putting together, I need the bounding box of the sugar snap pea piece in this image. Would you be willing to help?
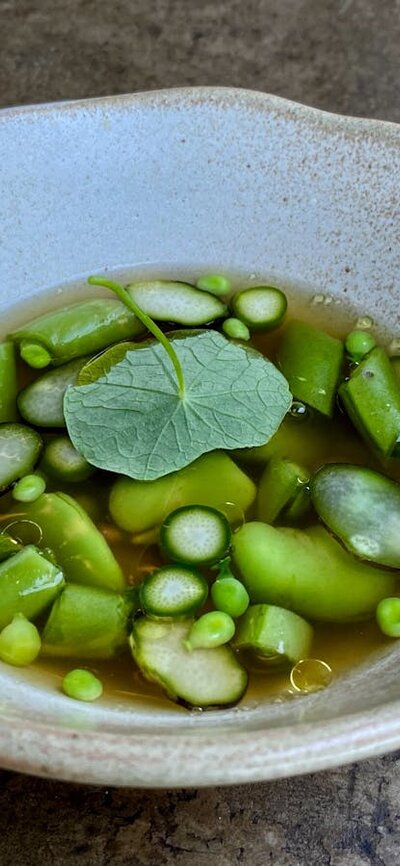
[0,545,64,630]
[42,584,131,659]
[126,280,227,325]
[257,457,310,524]
[311,463,400,568]
[17,357,90,427]
[277,320,344,416]
[232,286,287,331]
[0,423,43,491]
[233,604,313,666]
[232,522,397,623]
[11,299,146,368]
[18,492,124,591]
[40,436,95,483]
[339,346,400,457]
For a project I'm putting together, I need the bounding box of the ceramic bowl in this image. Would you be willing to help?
[0,87,400,787]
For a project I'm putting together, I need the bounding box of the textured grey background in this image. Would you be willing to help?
[1,0,400,863]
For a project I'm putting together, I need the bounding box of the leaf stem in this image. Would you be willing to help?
[88,276,186,398]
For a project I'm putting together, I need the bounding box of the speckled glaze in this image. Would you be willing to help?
[0,87,400,787]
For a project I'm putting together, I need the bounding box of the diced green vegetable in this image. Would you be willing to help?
[40,436,95,483]
[109,451,256,536]
[130,617,248,707]
[0,545,64,630]
[232,522,397,622]
[17,357,89,427]
[257,457,310,523]
[62,668,103,701]
[222,318,251,341]
[0,342,17,423]
[160,505,231,566]
[376,598,400,638]
[196,274,231,296]
[11,299,145,367]
[17,493,124,591]
[0,613,41,666]
[311,464,400,568]
[126,280,227,325]
[277,320,344,416]
[139,565,208,618]
[339,347,400,457]
[12,474,46,503]
[233,604,313,666]
[184,611,235,650]
[42,584,131,659]
[0,424,43,491]
[232,286,287,331]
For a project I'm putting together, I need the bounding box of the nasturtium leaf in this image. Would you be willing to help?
[64,330,291,481]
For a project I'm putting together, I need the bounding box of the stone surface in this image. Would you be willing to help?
[1,0,400,862]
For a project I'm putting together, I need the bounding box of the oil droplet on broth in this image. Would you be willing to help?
[290,658,333,694]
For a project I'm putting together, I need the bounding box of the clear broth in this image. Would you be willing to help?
[0,279,397,710]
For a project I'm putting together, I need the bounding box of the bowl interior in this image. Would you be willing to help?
[0,88,400,785]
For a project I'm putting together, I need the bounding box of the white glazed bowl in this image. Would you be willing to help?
[0,88,400,787]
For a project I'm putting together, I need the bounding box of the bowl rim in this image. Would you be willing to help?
[2,85,400,787]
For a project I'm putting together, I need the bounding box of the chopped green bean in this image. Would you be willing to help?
[233,604,313,666]
[277,320,343,416]
[0,545,64,630]
[345,329,376,361]
[196,274,231,296]
[20,341,52,369]
[0,613,41,666]
[12,299,145,368]
[222,318,251,341]
[376,597,400,638]
[42,584,131,659]
[12,474,46,503]
[62,668,103,702]
[257,457,309,524]
[184,611,235,650]
[339,346,400,457]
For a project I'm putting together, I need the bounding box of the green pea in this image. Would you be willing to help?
[376,597,400,637]
[222,318,251,341]
[196,274,231,296]
[62,668,103,702]
[345,329,376,361]
[0,613,41,666]
[184,611,235,650]
[211,577,249,618]
[20,341,52,369]
[12,474,46,503]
